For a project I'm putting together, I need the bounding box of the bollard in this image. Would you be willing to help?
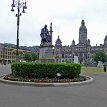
[103,64,107,72]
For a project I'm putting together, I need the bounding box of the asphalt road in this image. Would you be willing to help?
[0,65,107,107]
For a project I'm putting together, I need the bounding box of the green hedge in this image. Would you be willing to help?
[11,62,81,79]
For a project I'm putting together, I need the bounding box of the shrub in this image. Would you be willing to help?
[11,62,81,79]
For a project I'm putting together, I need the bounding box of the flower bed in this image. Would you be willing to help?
[4,74,86,83]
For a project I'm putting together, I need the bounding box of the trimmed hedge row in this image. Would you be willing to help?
[11,62,81,79]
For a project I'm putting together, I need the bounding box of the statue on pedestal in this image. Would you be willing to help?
[39,23,55,62]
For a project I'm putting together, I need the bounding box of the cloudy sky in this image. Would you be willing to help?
[0,0,107,46]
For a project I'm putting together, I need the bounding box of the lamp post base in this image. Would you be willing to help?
[16,55,19,62]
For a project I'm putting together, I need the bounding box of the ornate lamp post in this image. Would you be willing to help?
[11,0,27,62]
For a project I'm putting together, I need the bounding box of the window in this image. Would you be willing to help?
[62,53,64,58]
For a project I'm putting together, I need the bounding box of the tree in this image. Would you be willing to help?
[12,49,25,56]
[92,51,107,63]
[30,52,39,62]
[24,52,39,62]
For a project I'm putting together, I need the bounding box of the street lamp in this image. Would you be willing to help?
[11,0,27,62]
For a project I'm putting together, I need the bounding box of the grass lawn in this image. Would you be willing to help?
[81,67,104,72]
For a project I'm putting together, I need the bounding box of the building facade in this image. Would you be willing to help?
[0,43,31,64]
[54,19,107,63]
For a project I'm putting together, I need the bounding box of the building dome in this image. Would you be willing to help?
[55,36,62,47]
[72,40,75,46]
[81,19,85,26]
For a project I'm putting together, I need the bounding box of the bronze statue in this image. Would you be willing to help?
[40,25,51,43]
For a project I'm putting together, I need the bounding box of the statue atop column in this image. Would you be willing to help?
[40,24,51,43]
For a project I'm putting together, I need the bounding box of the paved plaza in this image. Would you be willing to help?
[0,65,107,107]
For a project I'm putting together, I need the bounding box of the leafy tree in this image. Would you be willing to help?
[82,59,88,67]
[12,49,25,55]
[24,52,39,62]
[30,52,39,62]
[65,59,73,63]
[92,51,107,63]
[24,53,31,62]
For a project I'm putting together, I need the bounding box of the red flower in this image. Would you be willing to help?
[24,76,29,80]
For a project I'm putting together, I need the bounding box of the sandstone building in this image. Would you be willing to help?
[0,43,32,64]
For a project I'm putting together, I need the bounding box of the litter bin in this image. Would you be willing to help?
[103,64,107,72]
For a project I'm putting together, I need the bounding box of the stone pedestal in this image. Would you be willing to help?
[74,56,79,63]
[39,43,55,62]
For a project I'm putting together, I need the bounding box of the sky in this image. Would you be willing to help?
[0,0,107,46]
